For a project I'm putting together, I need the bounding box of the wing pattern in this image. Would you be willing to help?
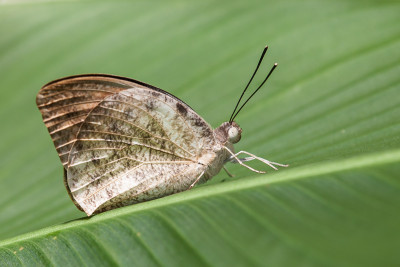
[36,75,141,166]
[37,75,216,215]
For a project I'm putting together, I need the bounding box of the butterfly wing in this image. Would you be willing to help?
[36,74,149,166]
[37,74,216,215]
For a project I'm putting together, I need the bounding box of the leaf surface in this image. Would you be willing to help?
[0,0,399,266]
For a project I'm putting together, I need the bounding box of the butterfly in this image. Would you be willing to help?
[36,46,287,216]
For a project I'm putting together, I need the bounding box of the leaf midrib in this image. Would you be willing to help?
[1,148,399,247]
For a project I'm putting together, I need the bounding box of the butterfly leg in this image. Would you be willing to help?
[230,150,289,170]
[188,171,205,190]
[224,156,255,164]
[223,146,266,174]
[223,166,235,177]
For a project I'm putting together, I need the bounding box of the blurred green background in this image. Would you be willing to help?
[0,0,400,266]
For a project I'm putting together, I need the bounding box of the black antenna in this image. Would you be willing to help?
[229,46,269,123]
[230,63,278,122]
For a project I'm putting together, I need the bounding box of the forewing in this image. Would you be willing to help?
[36,74,156,166]
[66,86,216,215]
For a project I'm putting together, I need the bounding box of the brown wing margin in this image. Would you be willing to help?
[42,74,195,111]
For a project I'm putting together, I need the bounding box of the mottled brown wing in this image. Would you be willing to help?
[36,74,156,166]
[37,74,216,215]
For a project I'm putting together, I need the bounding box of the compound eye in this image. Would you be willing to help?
[228,126,241,144]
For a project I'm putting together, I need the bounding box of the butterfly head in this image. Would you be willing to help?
[227,121,242,144]
[215,121,242,145]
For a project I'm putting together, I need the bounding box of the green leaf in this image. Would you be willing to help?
[1,0,399,266]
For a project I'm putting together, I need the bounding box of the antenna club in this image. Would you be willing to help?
[274,63,278,66]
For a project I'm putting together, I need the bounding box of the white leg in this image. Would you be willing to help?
[227,156,255,163]
[223,147,266,174]
[188,171,205,190]
[228,150,289,170]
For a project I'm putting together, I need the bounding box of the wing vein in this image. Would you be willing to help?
[64,146,126,158]
[70,139,194,162]
[40,88,117,98]
[44,113,86,125]
[71,156,193,179]
[38,95,98,108]
[82,163,145,201]
[41,100,100,114]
